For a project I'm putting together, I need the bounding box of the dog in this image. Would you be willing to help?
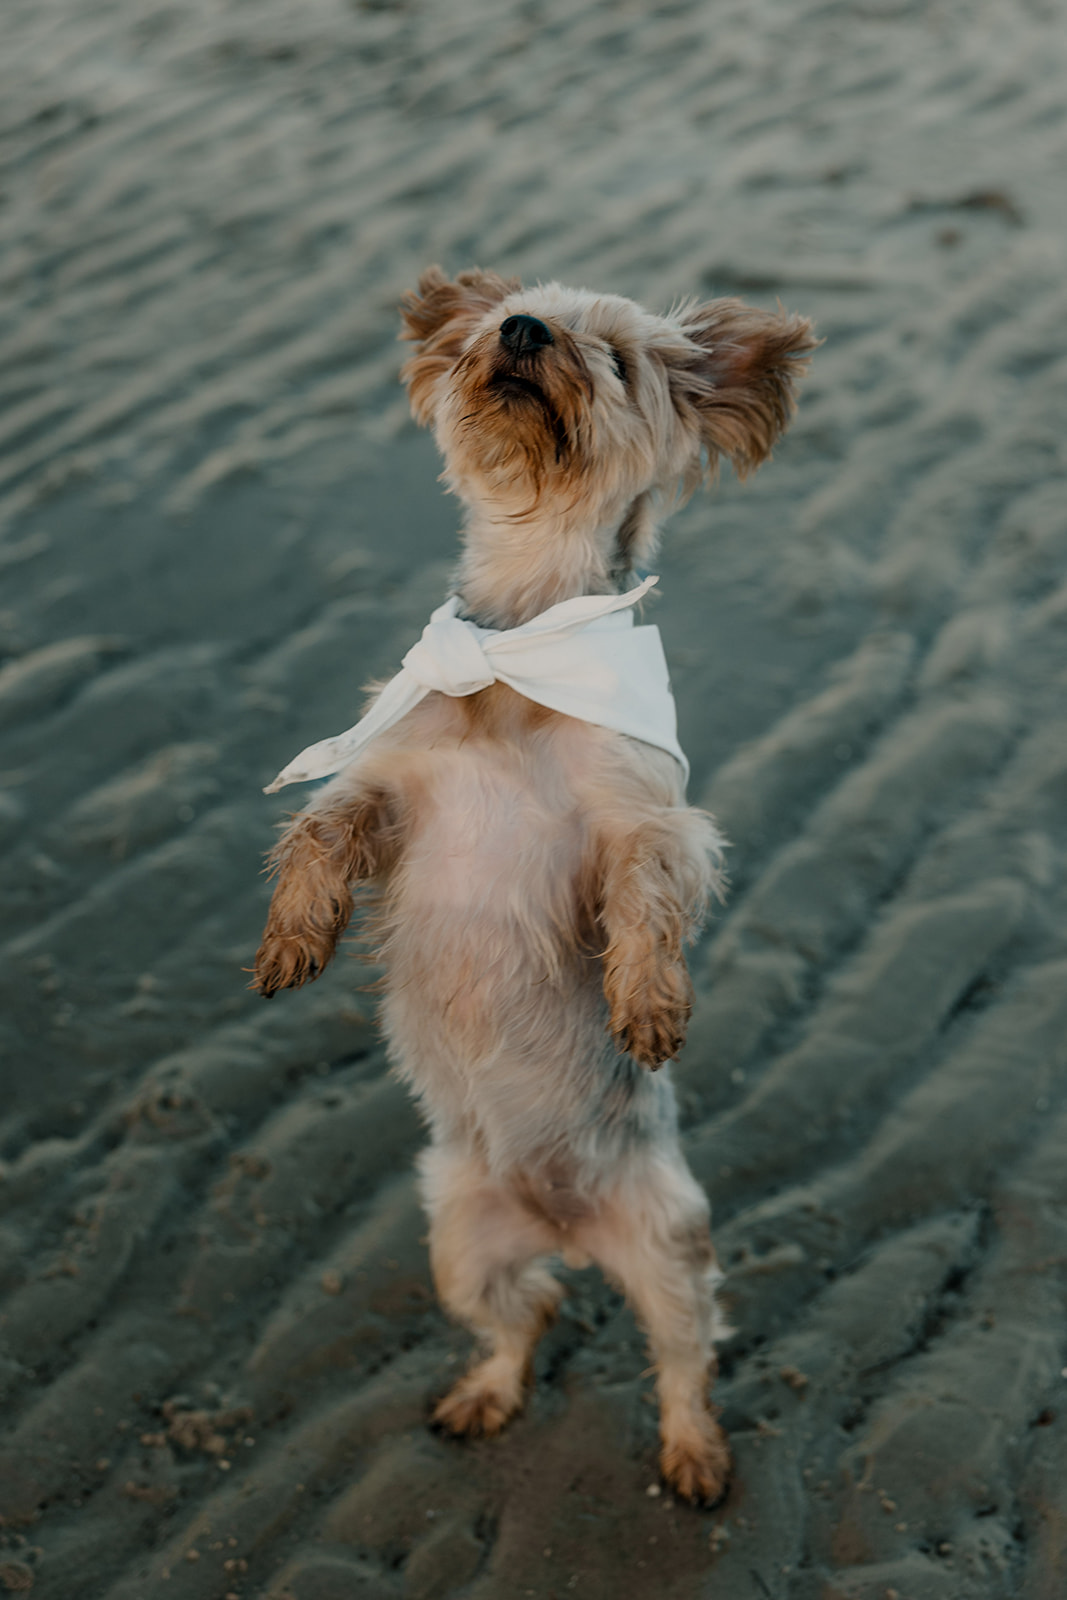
[253,267,814,1503]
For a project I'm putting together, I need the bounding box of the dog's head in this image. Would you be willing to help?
[400,266,816,566]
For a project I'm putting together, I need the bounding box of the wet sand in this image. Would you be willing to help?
[2,1,1067,1596]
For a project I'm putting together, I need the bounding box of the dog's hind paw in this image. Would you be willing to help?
[432,1363,525,1438]
[660,1415,732,1506]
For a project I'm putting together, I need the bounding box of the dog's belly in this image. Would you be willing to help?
[387,742,587,1013]
[379,739,635,1163]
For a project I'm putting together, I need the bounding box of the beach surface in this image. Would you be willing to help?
[2,1,1067,1596]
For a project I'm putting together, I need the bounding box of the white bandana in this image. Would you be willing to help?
[264,574,688,793]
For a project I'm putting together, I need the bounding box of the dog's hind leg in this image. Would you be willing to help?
[419,1143,562,1437]
[575,1149,732,1504]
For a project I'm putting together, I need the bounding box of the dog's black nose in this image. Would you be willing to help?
[499,314,554,355]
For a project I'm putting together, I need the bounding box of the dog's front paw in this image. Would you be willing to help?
[607,956,693,1069]
[614,1006,689,1070]
[252,926,331,997]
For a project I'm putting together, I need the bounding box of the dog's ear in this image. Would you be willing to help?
[667,299,817,480]
[399,266,520,425]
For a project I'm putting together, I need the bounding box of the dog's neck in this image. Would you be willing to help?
[453,498,646,629]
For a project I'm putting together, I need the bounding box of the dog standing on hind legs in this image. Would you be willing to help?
[253,267,815,1503]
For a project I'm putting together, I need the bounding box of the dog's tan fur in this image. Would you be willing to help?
[254,267,814,1502]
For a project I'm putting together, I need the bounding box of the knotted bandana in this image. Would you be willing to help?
[264,574,688,792]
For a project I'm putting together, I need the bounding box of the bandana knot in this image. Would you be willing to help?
[264,575,688,793]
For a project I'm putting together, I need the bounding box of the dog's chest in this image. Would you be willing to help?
[404,740,580,911]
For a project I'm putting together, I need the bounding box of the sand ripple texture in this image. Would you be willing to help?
[2,0,1067,1596]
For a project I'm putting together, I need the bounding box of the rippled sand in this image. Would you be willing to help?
[2,2,1067,1596]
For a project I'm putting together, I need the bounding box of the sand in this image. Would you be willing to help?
[1,0,1067,1595]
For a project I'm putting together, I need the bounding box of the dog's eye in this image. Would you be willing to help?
[610,347,629,387]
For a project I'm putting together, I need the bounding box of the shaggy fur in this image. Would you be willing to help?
[254,267,814,1503]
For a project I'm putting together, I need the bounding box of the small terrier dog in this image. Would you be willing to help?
[254,268,814,1502]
